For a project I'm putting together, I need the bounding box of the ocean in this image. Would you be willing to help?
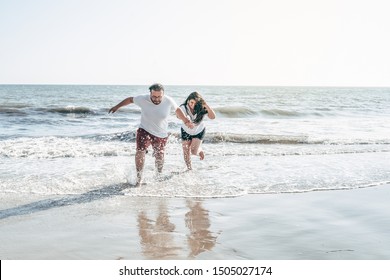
[1,85,390,200]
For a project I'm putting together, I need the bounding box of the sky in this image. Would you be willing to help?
[0,0,389,86]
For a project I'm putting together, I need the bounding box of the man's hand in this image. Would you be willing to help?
[108,106,118,114]
[184,120,194,129]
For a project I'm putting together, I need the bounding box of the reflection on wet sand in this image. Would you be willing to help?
[137,199,218,259]
[137,201,181,259]
[185,199,218,258]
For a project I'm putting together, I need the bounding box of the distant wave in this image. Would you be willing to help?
[214,106,258,117]
[44,106,96,115]
[0,105,142,117]
[214,106,308,118]
[0,104,31,116]
[0,107,28,116]
[1,106,97,115]
[260,109,303,117]
[0,104,30,109]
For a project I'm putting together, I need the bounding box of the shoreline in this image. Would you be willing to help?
[1,185,389,260]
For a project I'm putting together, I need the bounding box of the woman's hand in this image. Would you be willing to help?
[203,101,216,119]
[184,119,194,129]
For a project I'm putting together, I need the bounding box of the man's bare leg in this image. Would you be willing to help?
[154,150,165,174]
[135,150,146,186]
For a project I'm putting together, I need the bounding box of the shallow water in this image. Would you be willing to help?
[1,85,390,201]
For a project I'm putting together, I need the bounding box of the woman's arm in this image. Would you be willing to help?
[176,107,194,129]
[204,102,216,119]
[108,97,134,113]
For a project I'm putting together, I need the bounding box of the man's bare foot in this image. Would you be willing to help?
[135,176,142,187]
[199,151,205,160]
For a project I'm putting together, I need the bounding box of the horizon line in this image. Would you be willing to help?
[1,83,390,88]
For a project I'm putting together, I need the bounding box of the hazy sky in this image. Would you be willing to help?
[1,0,389,86]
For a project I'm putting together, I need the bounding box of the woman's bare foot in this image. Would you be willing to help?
[199,151,205,160]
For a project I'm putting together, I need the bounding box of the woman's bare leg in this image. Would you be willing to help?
[182,140,192,170]
[190,138,204,160]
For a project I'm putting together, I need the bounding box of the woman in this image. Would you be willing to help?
[180,92,216,170]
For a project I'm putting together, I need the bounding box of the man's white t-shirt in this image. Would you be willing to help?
[133,94,178,138]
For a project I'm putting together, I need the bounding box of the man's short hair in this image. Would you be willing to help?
[149,83,164,92]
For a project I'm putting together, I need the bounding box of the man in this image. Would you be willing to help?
[109,83,193,186]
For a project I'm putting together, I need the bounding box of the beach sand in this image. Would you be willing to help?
[0,185,389,260]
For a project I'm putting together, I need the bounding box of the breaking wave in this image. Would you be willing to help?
[204,133,310,144]
[1,133,389,159]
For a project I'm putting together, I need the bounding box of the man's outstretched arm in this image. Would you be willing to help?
[109,97,134,113]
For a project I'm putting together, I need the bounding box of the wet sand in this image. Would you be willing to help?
[1,185,389,260]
